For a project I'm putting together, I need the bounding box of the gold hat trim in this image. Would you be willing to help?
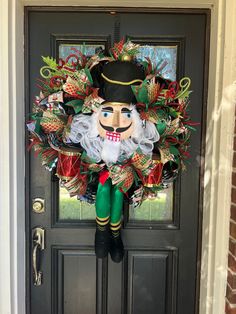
[101,73,143,86]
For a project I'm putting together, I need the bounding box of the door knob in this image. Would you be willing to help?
[32,227,45,286]
[32,198,45,213]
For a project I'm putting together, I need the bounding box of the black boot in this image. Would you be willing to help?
[109,230,124,263]
[95,222,111,259]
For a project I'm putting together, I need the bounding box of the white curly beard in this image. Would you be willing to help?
[101,139,121,164]
[68,105,160,166]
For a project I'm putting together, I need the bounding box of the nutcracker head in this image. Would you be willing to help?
[69,58,159,165]
[97,60,145,142]
[97,103,134,141]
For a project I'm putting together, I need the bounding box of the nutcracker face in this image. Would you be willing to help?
[97,103,134,141]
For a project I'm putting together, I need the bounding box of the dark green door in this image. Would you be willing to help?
[25,7,209,314]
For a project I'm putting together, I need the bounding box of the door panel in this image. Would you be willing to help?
[54,248,97,314]
[26,8,209,314]
[127,250,177,314]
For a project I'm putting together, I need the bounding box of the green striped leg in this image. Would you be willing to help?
[95,179,111,228]
[110,185,124,235]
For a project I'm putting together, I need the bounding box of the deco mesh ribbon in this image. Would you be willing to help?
[27,39,197,205]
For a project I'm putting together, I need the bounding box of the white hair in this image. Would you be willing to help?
[68,105,159,165]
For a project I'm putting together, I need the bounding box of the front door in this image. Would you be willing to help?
[25,7,209,314]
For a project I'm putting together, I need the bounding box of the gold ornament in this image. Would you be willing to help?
[121,54,133,62]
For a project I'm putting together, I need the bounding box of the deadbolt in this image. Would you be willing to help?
[32,198,45,213]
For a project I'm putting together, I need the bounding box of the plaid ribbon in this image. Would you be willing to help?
[130,150,154,176]
[108,150,154,192]
[40,111,66,133]
[109,164,134,192]
[63,173,87,197]
[82,88,104,113]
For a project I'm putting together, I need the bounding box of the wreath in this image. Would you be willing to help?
[27,39,195,208]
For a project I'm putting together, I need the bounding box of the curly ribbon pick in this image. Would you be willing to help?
[166,81,180,99]
[65,54,80,70]
[65,54,79,65]
[57,58,65,69]
[40,66,56,79]
[174,77,191,100]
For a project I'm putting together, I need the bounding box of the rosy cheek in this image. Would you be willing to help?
[120,116,129,125]
[99,115,110,124]
[120,126,134,140]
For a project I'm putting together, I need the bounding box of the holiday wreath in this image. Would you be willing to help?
[27,39,195,262]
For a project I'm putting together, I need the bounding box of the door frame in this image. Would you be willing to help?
[1,1,235,314]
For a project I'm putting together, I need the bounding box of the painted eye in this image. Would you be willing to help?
[102,111,112,118]
[123,112,131,119]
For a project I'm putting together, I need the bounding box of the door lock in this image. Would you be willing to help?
[32,198,45,213]
[32,227,45,286]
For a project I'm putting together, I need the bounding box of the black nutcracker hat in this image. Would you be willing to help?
[96,59,145,104]
[92,58,145,104]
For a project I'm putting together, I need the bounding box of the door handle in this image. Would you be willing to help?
[32,227,45,286]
